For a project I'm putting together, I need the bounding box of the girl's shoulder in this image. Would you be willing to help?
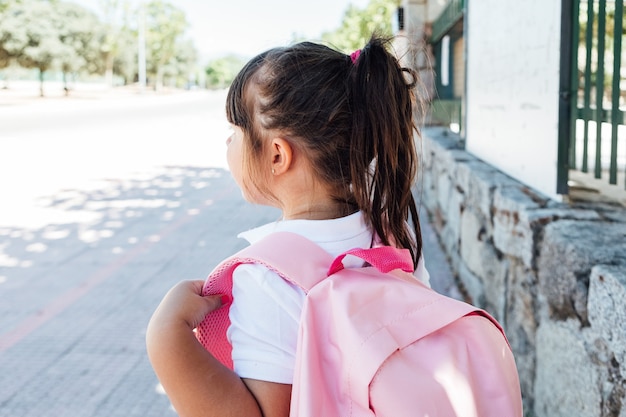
[238,211,372,258]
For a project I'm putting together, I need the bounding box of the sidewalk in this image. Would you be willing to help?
[0,88,459,416]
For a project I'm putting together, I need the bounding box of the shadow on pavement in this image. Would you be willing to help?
[0,165,279,416]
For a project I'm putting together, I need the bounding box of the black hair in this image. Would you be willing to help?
[226,34,424,266]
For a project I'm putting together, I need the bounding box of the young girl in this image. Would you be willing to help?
[146,34,429,417]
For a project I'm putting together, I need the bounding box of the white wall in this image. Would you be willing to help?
[465,0,562,199]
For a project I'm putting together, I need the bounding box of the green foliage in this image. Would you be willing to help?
[99,0,137,86]
[0,0,107,94]
[0,47,9,68]
[0,1,63,76]
[204,55,246,89]
[143,0,193,88]
[321,0,398,53]
[0,0,199,90]
[111,27,137,85]
[161,38,197,88]
[54,2,104,75]
[0,0,20,13]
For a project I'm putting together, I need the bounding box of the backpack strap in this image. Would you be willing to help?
[225,232,416,291]
[229,232,335,291]
[196,231,349,368]
[328,246,414,275]
[196,231,416,369]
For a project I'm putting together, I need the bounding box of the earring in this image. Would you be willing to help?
[272,168,275,175]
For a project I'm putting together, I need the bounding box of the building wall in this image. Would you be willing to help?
[465,0,562,199]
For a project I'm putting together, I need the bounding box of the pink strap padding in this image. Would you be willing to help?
[328,246,414,275]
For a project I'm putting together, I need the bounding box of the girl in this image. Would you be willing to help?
[146,34,429,417]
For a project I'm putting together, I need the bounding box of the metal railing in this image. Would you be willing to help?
[431,0,465,43]
[565,0,625,190]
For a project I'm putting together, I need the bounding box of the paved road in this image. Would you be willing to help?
[0,89,457,416]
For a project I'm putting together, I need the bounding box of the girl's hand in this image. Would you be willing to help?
[146,280,290,417]
[151,280,224,330]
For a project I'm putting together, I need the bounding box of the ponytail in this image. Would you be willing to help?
[348,35,423,267]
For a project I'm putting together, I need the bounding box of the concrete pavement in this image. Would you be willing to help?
[0,89,458,416]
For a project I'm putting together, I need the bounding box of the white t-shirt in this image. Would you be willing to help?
[226,211,430,384]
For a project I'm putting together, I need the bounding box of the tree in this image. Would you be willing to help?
[0,0,107,95]
[204,55,246,89]
[321,0,398,53]
[0,32,11,70]
[143,0,190,90]
[98,0,139,87]
[111,27,137,85]
[53,2,104,94]
[161,37,198,88]
[0,0,66,96]
[0,0,28,70]
[0,47,9,69]
[0,0,20,13]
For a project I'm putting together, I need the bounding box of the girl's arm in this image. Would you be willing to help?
[146,280,291,417]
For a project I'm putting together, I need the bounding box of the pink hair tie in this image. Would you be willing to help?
[350,49,361,64]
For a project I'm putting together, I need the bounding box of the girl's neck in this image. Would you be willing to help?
[270,155,355,221]
[282,201,356,221]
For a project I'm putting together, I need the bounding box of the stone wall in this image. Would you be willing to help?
[418,127,626,417]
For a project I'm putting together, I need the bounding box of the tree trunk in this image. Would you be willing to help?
[155,67,164,91]
[105,52,114,88]
[39,68,45,97]
[63,71,70,96]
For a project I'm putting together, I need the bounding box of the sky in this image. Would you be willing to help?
[74,0,370,62]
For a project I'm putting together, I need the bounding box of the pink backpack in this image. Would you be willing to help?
[196,232,523,417]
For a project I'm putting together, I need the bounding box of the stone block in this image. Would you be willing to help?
[588,265,626,376]
[505,260,538,405]
[436,172,452,215]
[454,158,488,197]
[535,319,601,417]
[443,184,465,245]
[499,204,601,269]
[431,145,458,174]
[538,220,626,323]
[483,256,509,322]
[457,260,485,307]
[466,166,519,222]
[492,185,544,267]
[459,208,488,269]
[602,209,626,224]
[460,208,508,320]
[416,136,432,170]
[416,170,437,214]
[440,224,459,257]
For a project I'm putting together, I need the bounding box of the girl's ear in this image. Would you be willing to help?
[269,137,293,175]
